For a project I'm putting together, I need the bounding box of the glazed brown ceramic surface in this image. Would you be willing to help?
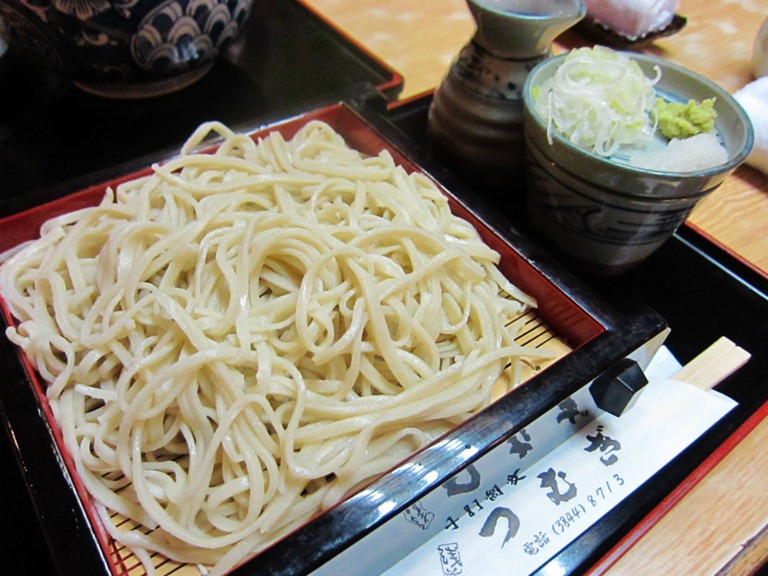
[426,0,585,192]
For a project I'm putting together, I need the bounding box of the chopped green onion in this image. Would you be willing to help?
[535,46,660,156]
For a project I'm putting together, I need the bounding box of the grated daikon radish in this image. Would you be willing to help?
[628,132,728,172]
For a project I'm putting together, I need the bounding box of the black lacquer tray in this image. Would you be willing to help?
[1,3,767,576]
[0,0,402,212]
[386,95,768,576]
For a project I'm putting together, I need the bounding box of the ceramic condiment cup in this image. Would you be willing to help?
[522,51,754,275]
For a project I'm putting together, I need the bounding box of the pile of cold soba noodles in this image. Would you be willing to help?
[0,120,552,575]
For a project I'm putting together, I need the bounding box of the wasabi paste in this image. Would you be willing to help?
[654,98,717,139]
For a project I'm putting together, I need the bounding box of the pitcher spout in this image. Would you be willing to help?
[468,0,585,57]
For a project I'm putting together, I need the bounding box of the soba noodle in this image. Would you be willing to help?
[0,120,553,575]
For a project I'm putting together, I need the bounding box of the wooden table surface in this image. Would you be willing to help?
[303,1,768,574]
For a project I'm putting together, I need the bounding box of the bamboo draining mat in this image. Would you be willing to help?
[104,311,570,576]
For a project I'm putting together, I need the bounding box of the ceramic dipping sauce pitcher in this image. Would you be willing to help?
[428,0,584,193]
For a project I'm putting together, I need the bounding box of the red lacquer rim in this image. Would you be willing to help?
[585,398,768,575]
[0,102,605,575]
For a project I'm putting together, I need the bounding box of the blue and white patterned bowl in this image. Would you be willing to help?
[0,0,253,98]
[522,51,754,275]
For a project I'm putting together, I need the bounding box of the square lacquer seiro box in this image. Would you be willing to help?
[0,102,667,576]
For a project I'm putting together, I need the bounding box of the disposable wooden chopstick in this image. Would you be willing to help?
[671,336,751,390]
[591,336,758,576]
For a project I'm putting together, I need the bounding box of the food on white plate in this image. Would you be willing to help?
[0,120,553,575]
[734,77,768,176]
[533,45,728,172]
[583,0,678,40]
